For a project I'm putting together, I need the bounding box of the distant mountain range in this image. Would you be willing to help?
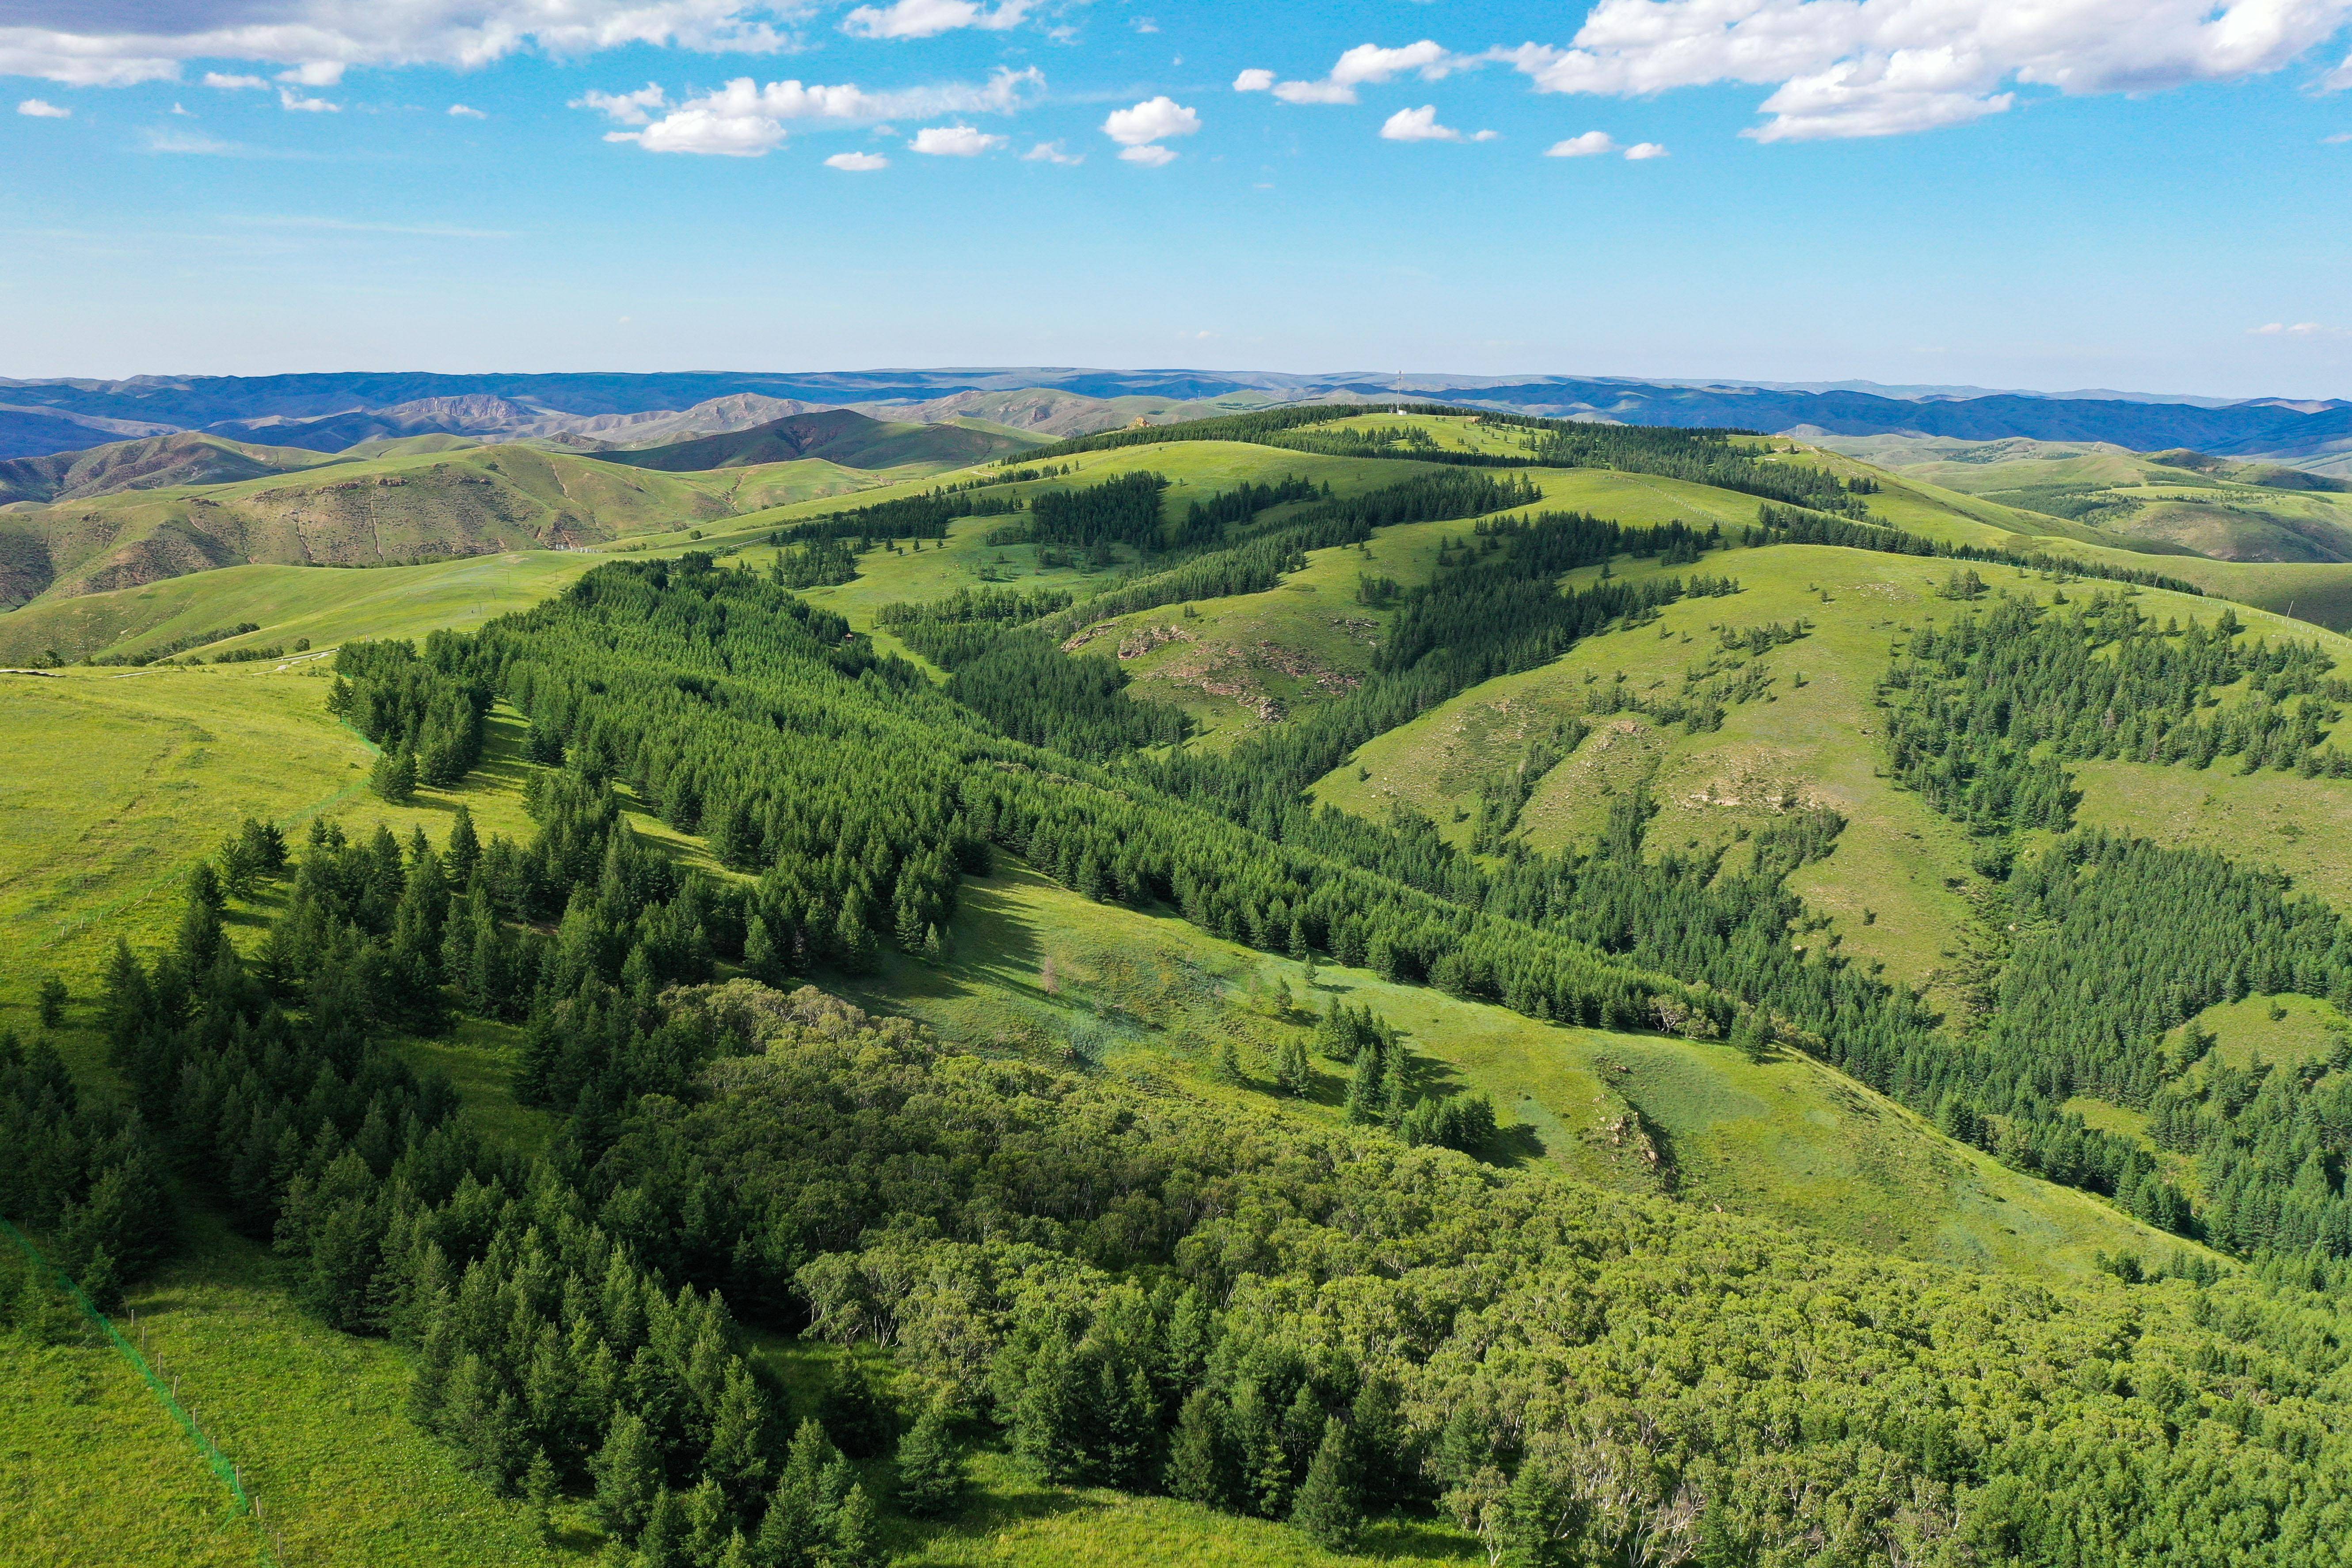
[1,369,2347,472]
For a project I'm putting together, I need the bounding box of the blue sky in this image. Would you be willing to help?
[4,0,2351,398]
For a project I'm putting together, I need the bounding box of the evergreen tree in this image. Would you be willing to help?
[1165,1388,1227,1506]
[594,1411,662,1542]
[446,803,482,885]
[1291,1417,1364,1552]
[829,1481,883,1568]
[372,747,419,804]
[632,1488,690,1568]
[894,1401,967,1518]
[1273,1036,1313,1098]
[35,976,66,1030]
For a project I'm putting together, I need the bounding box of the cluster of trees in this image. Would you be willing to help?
[890,618,1191,760]
[0,1030,172,1310]
[1888,595,2350,786]
[1872,592,2352,1246]
[1469,719,1587,855]
[1028,471,1170,548]
[1751,501,2208,594]
[86,621,261,667]
[602,990,2352,1565]
[1177,473,1323,546]
[769,538,860,590]
[1490,416,1866,515]
[873,586,1072,628]
[765,484,1019,549]
[329,635,493,791]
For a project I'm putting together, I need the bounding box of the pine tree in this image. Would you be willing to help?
[745,916,784,985]
[705,1361,773,1511]
[830,1481,882,1568]
[894,1401,967,1518]
[524,1448,559,1543]
[1164,1387,1226,1505]
[35,976,66,1030]
[1211,1039,1245,1087]
[1291,1416,1365,1552]
[594,1411,662,1541]
[186,860,226,913]
[1274,1036,1313,1098]
[632,1488,689,1568]
[446,803,482,884]
[372,747,419,804]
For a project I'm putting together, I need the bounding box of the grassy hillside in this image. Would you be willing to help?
[0,550,599,666]
[0,431,333,506]
[0,441,940,614]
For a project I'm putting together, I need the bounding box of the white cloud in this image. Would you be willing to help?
[279,88,339,112]
[1103,94,1199,145]
[825,149,888,169]
[1380,104,1464,141]
[0,2,800,89]
[16,95,68,116]
[1624,140,1668,159]
[910,123,1001,155]
[202,72,268,90]
[1546,129,1617,156]
[2252,320,2335,335]
[1498,0,2352,143]
[1275,38,1470,105]
[841,0,1031,40]
[1119,142,1177,165]
[1022,138,1081,163]
[448,102,485,118]
[575,84,668,125]
[1233,68,1274,92]
[593,65,1039,156]
[143,127,238,153]
[2331,50,2352,88]
[2327,130,2352,142]
[1272,78,1359,104]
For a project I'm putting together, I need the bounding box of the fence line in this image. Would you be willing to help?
[0,1218,251,1517]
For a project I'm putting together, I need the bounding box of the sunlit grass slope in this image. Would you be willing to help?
[0,550,600,665]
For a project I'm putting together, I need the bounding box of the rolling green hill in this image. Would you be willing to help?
[14,406,2352,1568]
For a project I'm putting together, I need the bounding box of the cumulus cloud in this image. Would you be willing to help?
[575,84,668,125]
[1498,0,2352,143]
[910,123,1001,154]
[590,65,1039,156]
[1275,39,1470,105]
[202,72,267,90]
[1545,129,1617,156]
[448,102,485,117]
[17,95,68,115]
[1379,104,1492,141]
[0,1,799,89]
[841,0,1031,40]
[2251,321,2334,335]
[279,88,339,111]
[1624,141,1668,158]
[1022,138,1081,163]
[1103,94,1199,145]
[825,149,888,169]
[1119,142,1177,165]
[1233,68,1274,91]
